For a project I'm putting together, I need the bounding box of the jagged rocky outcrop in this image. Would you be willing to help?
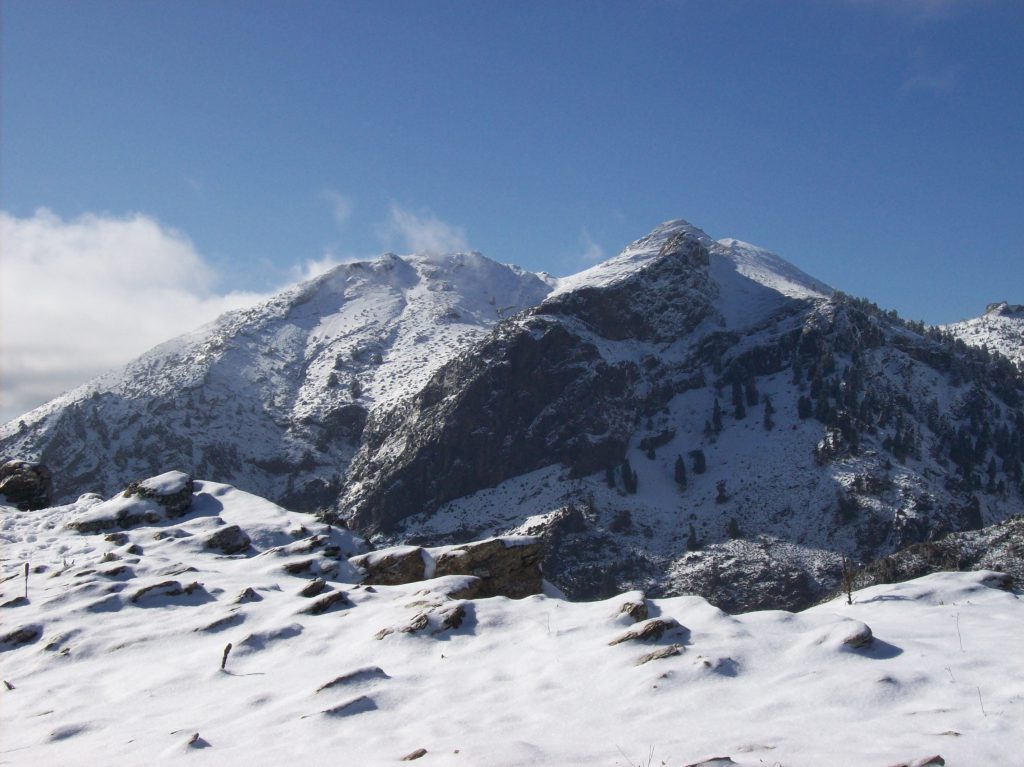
[0,460,52,511]
[350,536,544,599]
[855,515,1023,590]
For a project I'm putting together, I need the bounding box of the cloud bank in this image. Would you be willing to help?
[0,209,268,422]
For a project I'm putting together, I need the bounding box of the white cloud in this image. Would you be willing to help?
[578,228,605,264]
[379,203,469,255]
[323,190,353,228]
[0,209,269,422]
[288,251,351,283]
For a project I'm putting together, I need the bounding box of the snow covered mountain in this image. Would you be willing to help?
[1,475,1021,766]
[3,219,1023,609]
[943,301,1024,367]
[0,251,552,510]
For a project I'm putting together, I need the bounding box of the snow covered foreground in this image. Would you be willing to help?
[2,481,1022,767]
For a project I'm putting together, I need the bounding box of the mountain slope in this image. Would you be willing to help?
[944,301,1024,367]
[0,252,551,509]
[341,223,1024,605]
[3,219,1024,609]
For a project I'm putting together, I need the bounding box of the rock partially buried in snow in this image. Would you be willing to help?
[349,546,428,585]
[1,624,42,650]
[401,748,428,761]
[432,536,544,598]
[888,756,945,767]
[637,643,683,665]
[350,536,544,599]
[0,460,53,511]
[123,471,194,516]
[204,524,251,555]
[608,617,686,646]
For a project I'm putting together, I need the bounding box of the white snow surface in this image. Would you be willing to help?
[2,479,1022,766]
[138,470,191,495]
[943,303,1024,366]
[716,238,833,301]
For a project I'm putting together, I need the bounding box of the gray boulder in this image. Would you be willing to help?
[123,471,194,516]
[204,524,251,555]
[0,460,53,511]
[433,537,544,598]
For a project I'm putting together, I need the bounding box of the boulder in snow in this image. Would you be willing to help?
[0,460,53,511]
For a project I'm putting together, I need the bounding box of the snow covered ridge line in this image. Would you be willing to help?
[3,216,1024,613]
[2,473,1022,766]
[942,300,1024,367]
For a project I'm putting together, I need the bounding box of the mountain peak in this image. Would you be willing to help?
[985,301,1024,318]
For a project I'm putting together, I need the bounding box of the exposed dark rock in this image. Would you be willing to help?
[857,516,1024,591]
[321,695,377,717]
[129,580,206,604]
[433,537,544,599]
[438,603,467,631]
[618,597,649,623]
[104,532,129,545]
[609,617,684,646]
[123,471,194,516]
[196,612,245,633]
[299,578,329,598]
[888,756,945,767]
[283,559,315,575]
[349,547,427,585]
[0,460,52,510]
[1,624,42,649]
[401,748,428,761]
[204,524,252,555]
[234,587,262,604]
[341,319,640,533]
[316,667,389,693]
[302,591,350,615]
[637,644,683,665]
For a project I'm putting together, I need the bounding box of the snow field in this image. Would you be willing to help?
[2,481,1022,766]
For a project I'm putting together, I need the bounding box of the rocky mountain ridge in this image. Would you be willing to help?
[3,219,1023,607]
[944,301,1024,367]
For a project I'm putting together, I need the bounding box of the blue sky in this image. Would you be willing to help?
[1,0,1022,418]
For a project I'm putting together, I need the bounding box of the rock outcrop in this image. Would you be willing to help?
[0,460,53,511]
[349,536,544,599]
[123,470,194,516]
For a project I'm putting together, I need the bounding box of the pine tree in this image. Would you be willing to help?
[798,395,813,420]
[763,395,775,431]
[689,449,707,474]
[621,458,638,494]
[686,523,700,551]
[745,377,759,407]
[674,455,687,489]
[735,397,746,420]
